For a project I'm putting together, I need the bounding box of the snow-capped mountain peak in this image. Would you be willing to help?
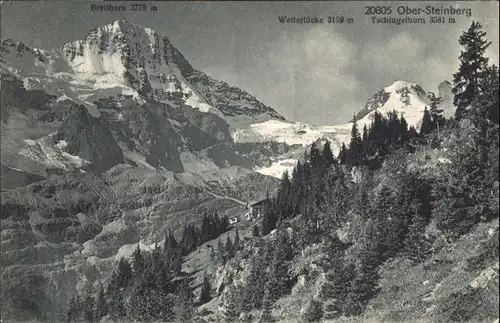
[354,80,454,129]
[384,80,425,93]
[0,20,284,123]
[61,20,193,77]
[1,22,455,180]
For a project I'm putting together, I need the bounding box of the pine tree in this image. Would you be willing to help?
[321,173,349,233]
[83,294,94,323]
[420,106,433,135]
[225,235,234,259]
[371,185,405,260]
[199,273,212,305]
[261,208,277,236]
[472,64,500,124]
[268,229,290,302]
[174,280,194,322]
[322,140,336,167]
[453,21,492,121]
[404,204,432,263]
[319,249,353,319]
[351,172,374,220]
[435,121,494,240]
[234,229,240,251]
[116,257,132,287]
[107,259,132,320]
[259,285,274,322]
[244,246,267,310]
[216,238,226,265]
[164,230,182,274]
[151,241,172,296]
[362,124,368,142]
[400,115,409,137]
[344,258,380,316]
[181,223,198,254]
[94,284,107,321]
[428,92,445,132]
[347,115,363,167]
[221,214,230,233]
[338,142,348,164]
[309,144,323,170]
[276,170,294,221]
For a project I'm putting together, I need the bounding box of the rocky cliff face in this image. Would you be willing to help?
[56,105,124,173]
[186,70,286,120]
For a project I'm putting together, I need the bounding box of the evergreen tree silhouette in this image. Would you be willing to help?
[199,273,212,305]
[420,106,433,135]
[453,21,492,120]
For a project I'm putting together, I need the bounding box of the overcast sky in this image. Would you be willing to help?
[1,1,498,125]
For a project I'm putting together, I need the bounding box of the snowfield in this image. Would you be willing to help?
[19,134,91,170]
[232,80,454,148]
[231,119,350,147]
[255,158,299,178]
[229,80,455,178]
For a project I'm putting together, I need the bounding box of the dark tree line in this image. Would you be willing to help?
[212,229,241,266]
[436,20,499,240]
[182,209,230,255]
[67,209,228,322]
[339,111,423,170]
[223,227,295,322]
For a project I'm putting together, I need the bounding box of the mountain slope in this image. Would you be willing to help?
[56,105,124,172]
[0,70,280,175]
[0,163,278,320]
[1,20,295,177]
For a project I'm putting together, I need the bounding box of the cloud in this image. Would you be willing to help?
[360,32,425,80]
[360,31,459,92]
[258,26,361,124]
[205,26,362,125]
[188,3,499,126]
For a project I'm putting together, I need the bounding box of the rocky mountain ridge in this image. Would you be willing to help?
[1,21,455,180]
[0,20,284,125]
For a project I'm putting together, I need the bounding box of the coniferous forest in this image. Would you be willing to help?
[65,21,498,323]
